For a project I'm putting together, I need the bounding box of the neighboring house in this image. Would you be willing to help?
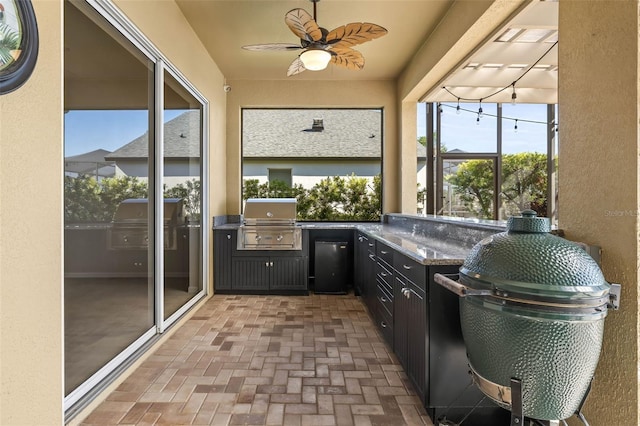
[105,110,201,188]
[64,148,115,180]
[242,109,382,188]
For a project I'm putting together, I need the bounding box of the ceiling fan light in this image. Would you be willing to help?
[300,49,331,71]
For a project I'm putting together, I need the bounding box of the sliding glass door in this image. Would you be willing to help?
[63,0,207,411]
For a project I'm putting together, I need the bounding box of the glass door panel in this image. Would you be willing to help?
[441,158,495,219]
[500,104,548,219]
[163,69,203,319]
[63,0,155,396]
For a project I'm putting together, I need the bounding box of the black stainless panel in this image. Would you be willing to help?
[314,241,349,294]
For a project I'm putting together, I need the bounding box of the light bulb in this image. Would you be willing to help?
[456,99,461,115]
[299,49,331,71]
[478,107,483,118]
[476,115,480,125]
[511,86,517,106]
[514,120,518,133]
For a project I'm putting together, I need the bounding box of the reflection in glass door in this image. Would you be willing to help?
[162,69,203,320]
[63,0,155,398]
[63,0,207,411]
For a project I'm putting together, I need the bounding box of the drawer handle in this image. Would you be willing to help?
[380,321,387,328]
[380,272,387,277]
[369,254,376,260]
[358,236,364,242]
[402,288,411,299]
[368,243,374,247]
[227,234,231,240]
[402,264,412,270]
[380,296,387,303]
[380,250,388,254]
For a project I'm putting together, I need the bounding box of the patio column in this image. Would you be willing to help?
[558,1,639,424]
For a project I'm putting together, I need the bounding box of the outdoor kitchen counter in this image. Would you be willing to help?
[212,219,475,265]
[355,223,470,265]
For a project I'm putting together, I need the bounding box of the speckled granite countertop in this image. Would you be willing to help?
[212,217,487,266]
[354,224,471,265]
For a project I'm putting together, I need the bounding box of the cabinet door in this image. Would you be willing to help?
[405,278,426,402]
[365,250,378,317]
[213,230,235,290]
[393,275,408,368]
[270,257,308,290]
[232,257,270,291]
[354,233,369,296]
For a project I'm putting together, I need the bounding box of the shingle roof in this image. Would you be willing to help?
[242,109,382,159]
[105,111,201,160]
[65,149,115,176]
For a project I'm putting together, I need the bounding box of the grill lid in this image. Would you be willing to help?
[243,198,297,225]
[112,198,185,225]
[459,210,611,312]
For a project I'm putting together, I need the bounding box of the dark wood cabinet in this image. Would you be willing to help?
[354,232,370,296]
[213,230,235,290]
[65,226,196,278]
[393,251,427,402]
[376,241,394,347]
[214,228,308,293]
[269,257,308,291]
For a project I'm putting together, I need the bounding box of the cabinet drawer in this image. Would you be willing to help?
[376,260,393,289]
[378,304,393,348]
[393,252,426,290]
[376,242,393,267]
[377,282,393,317]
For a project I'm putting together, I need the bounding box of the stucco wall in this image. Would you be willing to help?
[225,79,398,215]
[0,1,64,424]
[1,0,226,423]
[559,2,639,424]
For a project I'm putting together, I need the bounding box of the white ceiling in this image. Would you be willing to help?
[174,0,558,103]
[174,0,454,81]
[425,0,558,104]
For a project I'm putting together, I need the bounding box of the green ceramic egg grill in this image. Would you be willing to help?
[435,210,620,422]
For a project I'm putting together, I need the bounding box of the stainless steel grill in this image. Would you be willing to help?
[108,198,185,250]
[237,198,302,250]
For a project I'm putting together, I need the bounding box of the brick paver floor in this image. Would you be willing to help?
[80,293,433,425]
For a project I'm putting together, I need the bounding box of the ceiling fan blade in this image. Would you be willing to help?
[330,47,365,70]
[285,8,323,42]
[242,43,302,51]
[287,57,307,77]
[327,22,388,49]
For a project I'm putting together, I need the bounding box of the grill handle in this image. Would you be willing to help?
[434,273,493,298]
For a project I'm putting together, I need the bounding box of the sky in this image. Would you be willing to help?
[64,103,553,158]
[64,109,184,157]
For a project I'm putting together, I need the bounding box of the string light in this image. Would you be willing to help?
[511,84,517,106]
[456,98,461,115]
[437,102,558,131]
[514,119,518,133]
[478,99,484,118]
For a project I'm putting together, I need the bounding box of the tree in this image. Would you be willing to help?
[446,160,494,219]
[242,174,381,221]
[446,153,548,219]
[64,175,148,222]
[502,153,548,217]
[164,178,201,221]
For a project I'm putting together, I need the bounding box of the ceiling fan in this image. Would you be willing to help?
[242,0,388,76]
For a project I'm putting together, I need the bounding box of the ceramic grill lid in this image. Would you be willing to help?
[435,210,620,422]
[460,209,611,317]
